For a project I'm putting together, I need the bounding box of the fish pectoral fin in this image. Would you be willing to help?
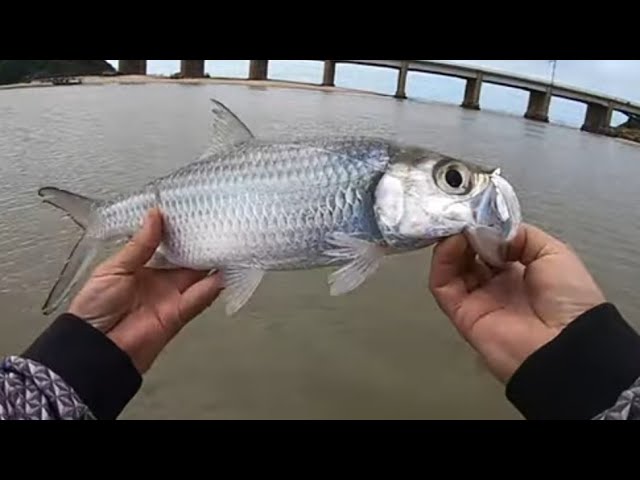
[220,266,265,316]
[325,232,386,296]
[198,99,256,160]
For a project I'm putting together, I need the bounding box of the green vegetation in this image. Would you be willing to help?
[0,60,115,85]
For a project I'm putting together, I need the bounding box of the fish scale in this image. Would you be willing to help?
[37,98,520,318]
[91,140,393,272]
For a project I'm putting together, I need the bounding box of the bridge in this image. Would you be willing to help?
[117,60,640,136]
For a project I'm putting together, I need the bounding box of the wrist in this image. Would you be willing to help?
[107,327,163,375]
[21,313,143,419]
[487,327,561,385]
[505,303,640,419]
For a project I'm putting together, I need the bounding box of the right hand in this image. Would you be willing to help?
[428,223,606,384]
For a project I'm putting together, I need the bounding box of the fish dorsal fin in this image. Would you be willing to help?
[199,99,255,159]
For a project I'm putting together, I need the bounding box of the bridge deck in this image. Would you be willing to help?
[337,60,640,116]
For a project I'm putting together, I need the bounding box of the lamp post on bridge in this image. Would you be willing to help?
[548,60,557,92]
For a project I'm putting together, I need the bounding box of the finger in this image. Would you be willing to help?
[463,256,494,291]
[473,255,496,284]
[506,223,566,266]
[462,272,481,292]
[430,234,472,289]
[103,209,163,274]
[160,268,210,293]
[429,234,476,318]
[178,272,224,325]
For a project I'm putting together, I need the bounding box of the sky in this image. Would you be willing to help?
[106,60,640,128]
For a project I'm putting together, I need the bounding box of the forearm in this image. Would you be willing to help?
[506,302,640,420]
[0,313,142,420]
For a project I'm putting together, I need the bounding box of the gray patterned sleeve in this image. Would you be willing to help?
[2,313,142,420]
[594,377,640,420]
[0,356,95,420]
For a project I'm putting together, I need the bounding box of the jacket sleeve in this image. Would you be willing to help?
[0,313,142,420]
[505,302,640,420]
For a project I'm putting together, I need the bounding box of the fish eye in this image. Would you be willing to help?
[445,168,463,188]
[434,160,472,195]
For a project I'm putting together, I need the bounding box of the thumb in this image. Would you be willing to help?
[104,208,164,273]
[429,234,475,318]
[506,223,566,266]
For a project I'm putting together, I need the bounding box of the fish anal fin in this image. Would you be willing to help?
[144,244,180,270]
[325,232,386,296]
[220,266,265,316]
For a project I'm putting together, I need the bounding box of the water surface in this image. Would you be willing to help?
[1,83,639,419]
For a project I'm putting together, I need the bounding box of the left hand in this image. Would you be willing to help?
[428,224,605,384]
[68,208,223,374]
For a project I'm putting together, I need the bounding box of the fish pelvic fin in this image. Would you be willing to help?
[41,233,99,315]
[38,187,97,229]
[325,232,387,296]
[38,186,102,315]
[220,266,265,316]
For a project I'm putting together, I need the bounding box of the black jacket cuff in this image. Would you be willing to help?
[21,313,142,420]
[506,302,640,420]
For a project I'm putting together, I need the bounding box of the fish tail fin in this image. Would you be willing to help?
[38,186,102,315]
[38,186,97,229]
[41,233,99,315]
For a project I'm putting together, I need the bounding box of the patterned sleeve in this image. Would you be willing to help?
[0,356,95,420]
[594,377,640,420]
[1,313,142,420]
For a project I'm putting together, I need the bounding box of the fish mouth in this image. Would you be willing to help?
[464,170,522,268]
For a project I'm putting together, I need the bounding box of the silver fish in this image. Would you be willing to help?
[38,99,522,317]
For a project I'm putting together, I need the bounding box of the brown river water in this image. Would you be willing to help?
[0,82,639,419]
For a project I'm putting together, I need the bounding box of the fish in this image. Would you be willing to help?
[38,98,522,317]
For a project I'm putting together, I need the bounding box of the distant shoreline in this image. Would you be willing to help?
[0,74,387,98]
[3,74,639,147]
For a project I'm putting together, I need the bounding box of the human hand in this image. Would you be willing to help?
[429,223,606,384]
[68,208,223,374]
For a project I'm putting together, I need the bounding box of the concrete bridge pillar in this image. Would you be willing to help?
[461,74,482,110]
[581,103,613,135]
[322,60,336,87]
[118,60,147,75]
[524,90,551,122]
[249,60,269,80]
[394,61,409,99]
[180,60,205,78]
